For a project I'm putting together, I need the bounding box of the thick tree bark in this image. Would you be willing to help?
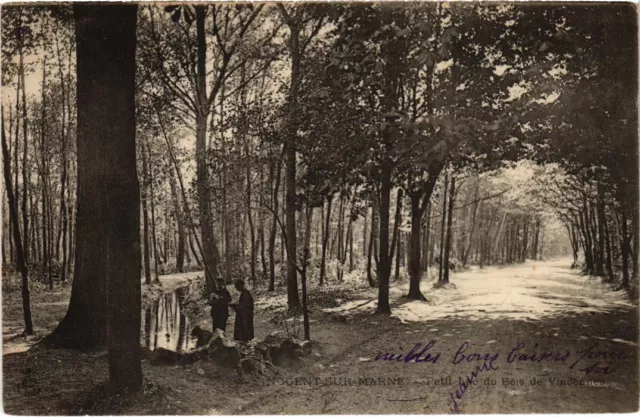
[284,22,301,311]
[46,8,142,379]
[407,164,442,298]
[72,4,144,390]
[2,112,33,335]
[195,5,221,294]
[376,161,392,314]
[91,4,143,390]
[408,193,425,299]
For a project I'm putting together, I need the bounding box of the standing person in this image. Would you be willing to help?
[208,279,231,332]
[230,279,254,342]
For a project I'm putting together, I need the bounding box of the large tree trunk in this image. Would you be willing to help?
[284,24,301,311]
[376,161,392,314]
[195,5,220,295]
[46,7,142,378]
[72,4,143,390]
[407,164,442,298]
[2,111,33,335]
[408,193,425,299]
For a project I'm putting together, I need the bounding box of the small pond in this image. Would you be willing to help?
[140,282,199,352]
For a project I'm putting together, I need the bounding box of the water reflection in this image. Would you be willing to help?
[141,282,198,352]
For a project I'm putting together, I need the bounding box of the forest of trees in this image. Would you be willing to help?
[1,3,637,392]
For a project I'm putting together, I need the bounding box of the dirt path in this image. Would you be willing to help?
[234,260,638,414]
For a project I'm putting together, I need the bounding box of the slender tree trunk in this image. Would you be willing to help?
[596,186,607,276]
[301,206,313,341]
[604,214,615,282]
[19,46,29,265]
[349,223,354,273]
[57,40,69,282]
[362,209,368,257]
[439,173,448,281]
[621,211,630,288]
[521,219,529,262]
[245,137,256,283]
[424,202,431,272]
[3,111,33,335]
[40,54,51,288]
[147,138,160,282]
[141,137,152,285]
[389,189,403,280]
[443,176,455,283]
[8,106,15,266]
[631,208,639,282]
[13,88,19,266]
[188,232,201,267]
[367,204,377,288]
[169,175,185,273]
[268,157,282,292]
[320,194,332,286]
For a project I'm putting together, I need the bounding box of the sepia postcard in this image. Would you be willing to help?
[1,1,638,415]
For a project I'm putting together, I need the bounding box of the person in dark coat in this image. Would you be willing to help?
[230,279,254,342]
[208,279,231,332]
